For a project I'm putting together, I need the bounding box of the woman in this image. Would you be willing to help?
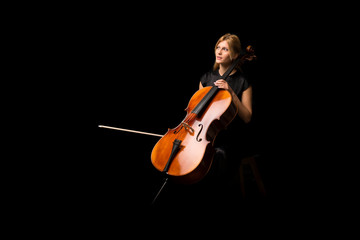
[156,33,254,210]
[199,33,254,185]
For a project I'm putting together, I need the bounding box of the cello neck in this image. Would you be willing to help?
[221,45,256,80]
[221,57,241,80]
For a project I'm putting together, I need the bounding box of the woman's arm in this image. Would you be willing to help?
[199,81,204,89]
[230,85,252,123]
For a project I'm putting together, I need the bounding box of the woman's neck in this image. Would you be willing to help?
[219,64,236,76]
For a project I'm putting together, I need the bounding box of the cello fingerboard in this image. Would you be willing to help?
[191,86,219,116]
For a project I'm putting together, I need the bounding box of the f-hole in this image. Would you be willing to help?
[196,123,203,142]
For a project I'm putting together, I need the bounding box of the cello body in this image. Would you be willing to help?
[151,86,238,184]
[151,45,255,185]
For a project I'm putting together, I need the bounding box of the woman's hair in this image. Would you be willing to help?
[213,33,242,71]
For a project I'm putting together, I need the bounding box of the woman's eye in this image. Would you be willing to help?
[216,46,228,51]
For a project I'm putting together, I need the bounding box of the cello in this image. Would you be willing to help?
[151,45,256,185]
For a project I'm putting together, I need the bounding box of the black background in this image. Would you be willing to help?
[37,3,349,237]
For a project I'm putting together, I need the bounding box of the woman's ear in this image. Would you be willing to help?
[233,53,239,60]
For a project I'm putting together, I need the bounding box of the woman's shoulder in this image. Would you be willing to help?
[231,70,247,80]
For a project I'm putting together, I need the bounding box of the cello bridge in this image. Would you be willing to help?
[182,122,194,134]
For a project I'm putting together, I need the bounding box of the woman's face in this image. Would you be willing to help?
[215,40,232,65]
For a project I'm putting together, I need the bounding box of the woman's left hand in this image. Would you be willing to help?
[214,79,229,90]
